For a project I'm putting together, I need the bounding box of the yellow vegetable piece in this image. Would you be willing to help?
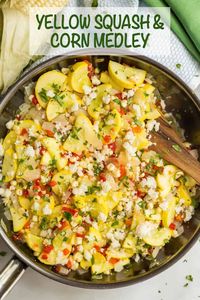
[91,252,111,275]
[131,210,145,230]
[88,227,104,247]
[38,249,57,265]
[53,232,74,253]
[10,206,28,232]
[46,91,81,121]
[63,113,102,153]
[40,151,52,166]
[2,147,17,182]
[42,137,67,171]
[131,127,150,150]
[35,70,67,108]
[18,196,31,210]
[177,185,191,206]
[80,259,92,270]
[13,119,41,135]
[3,130,16,151]
[68,61,92,93]
[74,194,108,218]
[123,234,136,250]
[100,71,124,92]
[106,248,134,259]
[162,197,177,227]
[52,170,72,196]
[106,191,122,211]
[100,109,121,140]
[108,60,146,89]
[88,84,112,120]
[143,228,171,247]
[24,232,43,253]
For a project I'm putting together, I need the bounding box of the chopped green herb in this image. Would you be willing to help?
[92,0,98,7]
[86,185,102,195]
[0,251,7,257]
[111,220,119,227]
[113,98,121,106]
[40,217,48,230]
[186,275,193,282]
[172,144,181,152]
[27,165,33,170]
[39,88,49,102]
[64,211,72,221]
[93,162,102,176]
[176,63,182,69]
[91,255,95,264]
[138,201,147,210]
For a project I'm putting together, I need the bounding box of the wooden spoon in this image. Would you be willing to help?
[150,117,200,185]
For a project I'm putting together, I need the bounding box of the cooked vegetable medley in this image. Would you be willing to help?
[0,60,197,276]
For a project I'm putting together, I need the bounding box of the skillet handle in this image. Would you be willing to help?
[0,257,27,300]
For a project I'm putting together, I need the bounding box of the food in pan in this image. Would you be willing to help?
[0,60,197,276]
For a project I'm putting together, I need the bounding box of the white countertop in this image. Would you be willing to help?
[1,236,200,300]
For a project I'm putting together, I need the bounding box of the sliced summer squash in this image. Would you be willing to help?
[10,206,28,232]
[2,147,17,182]
[108,60,146,89]
[35,70,67,108]
[68,61,92,93]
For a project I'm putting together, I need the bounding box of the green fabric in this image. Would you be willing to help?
[144,0,200,63]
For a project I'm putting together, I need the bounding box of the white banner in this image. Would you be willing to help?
[29,7,170,56]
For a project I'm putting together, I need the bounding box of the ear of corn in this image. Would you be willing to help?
[10,0,68,15]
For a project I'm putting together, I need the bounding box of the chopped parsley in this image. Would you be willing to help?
[113,98,121,106]
[38,88,49,102]
[111,220,119,227]
[176,63,182,69]
[64,211,72,221]
[70,127,81,140]
[0,251,7,257]
[93,162,102,176]
[86,185,102,195]
[186,274,193,282]
[40,217,48,230]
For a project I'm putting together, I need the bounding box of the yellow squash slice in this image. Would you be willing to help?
[3,131,16,151]
[108,60,146,89]
[46,92,81,121]
[24,232,43,253]
[2,147,17,182]
[143,228,171,247]
[63,113,102,153]
[162,197,177,227]
[42,137,68,171]
[35,70,67,108]
[51,169,72,196]
[88,84,112,120]
[10,206,28,232]
[68,61,92,93]
[100,71,124,92]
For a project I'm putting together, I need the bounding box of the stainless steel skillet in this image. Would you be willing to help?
[0,49,200,299]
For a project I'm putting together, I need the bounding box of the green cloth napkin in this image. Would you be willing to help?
[144,0,200,63]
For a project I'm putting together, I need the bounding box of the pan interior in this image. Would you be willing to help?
[0,54,200,287]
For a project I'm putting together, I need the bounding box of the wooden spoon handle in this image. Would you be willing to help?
[151,131,200,185]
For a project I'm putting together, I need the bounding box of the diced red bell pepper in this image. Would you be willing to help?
[99,173,107,182]
[119,164,126,178]
[45,129,54,137]
[132,126,142,134]
[48,181,57,187]
[20,128,28,136]
[169,223,176,230]
[32,96,38,105]
[41,254,48,260]
[63,248,70,256]
[66,259,73,269]
[43,245,54,254]
[115,92,122,100]
[62,206,78,217]
[103,135,111,144]
[108,142,116,152]
[109,258,120,264]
